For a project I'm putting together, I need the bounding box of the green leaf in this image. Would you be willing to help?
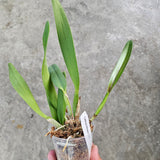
[8,63,51,120]
[42,21,58,120]
[49,65,73,116]
[51,0,79,114]
[49,64,66,91]
[91,40,133,121]
[108,40,133,92]
[57,89,66,124]
[62,71,66,78]
[43,21,50,54]
[73,91,79,115]
[46,89,57,120]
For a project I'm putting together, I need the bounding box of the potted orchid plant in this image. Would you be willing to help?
[8,0,133,159]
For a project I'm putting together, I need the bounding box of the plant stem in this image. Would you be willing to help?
[73,89,79,117]
[90,92,110,121]
[64,92,73,117]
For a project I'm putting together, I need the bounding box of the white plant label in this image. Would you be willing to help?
[80,111,92,158]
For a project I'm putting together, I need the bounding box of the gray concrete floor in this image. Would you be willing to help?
[0,0,160,159]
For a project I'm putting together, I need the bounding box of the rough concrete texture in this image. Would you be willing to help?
[0,0,160,159]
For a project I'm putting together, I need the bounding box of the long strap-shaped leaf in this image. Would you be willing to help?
[91,40,133,121]
[49,64,73,116]
[57,89,66,125]
[49,64,66,91]
[8,63,51,120]
[8,63,61,128]
[42,21,58,120]
[108,40,133,92]
[51,0,79,115]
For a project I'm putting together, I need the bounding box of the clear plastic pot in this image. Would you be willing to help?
[52,136,90,160]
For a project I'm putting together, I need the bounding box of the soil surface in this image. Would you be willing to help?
[46,119,93,139]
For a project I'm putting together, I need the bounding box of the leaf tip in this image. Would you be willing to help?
[46,20,49,25]
[8,63,12,68]
[43,21,50,54]
[8,63,14,74]
[127,40,133,48]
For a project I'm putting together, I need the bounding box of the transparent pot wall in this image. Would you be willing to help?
[52,136,90,160]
